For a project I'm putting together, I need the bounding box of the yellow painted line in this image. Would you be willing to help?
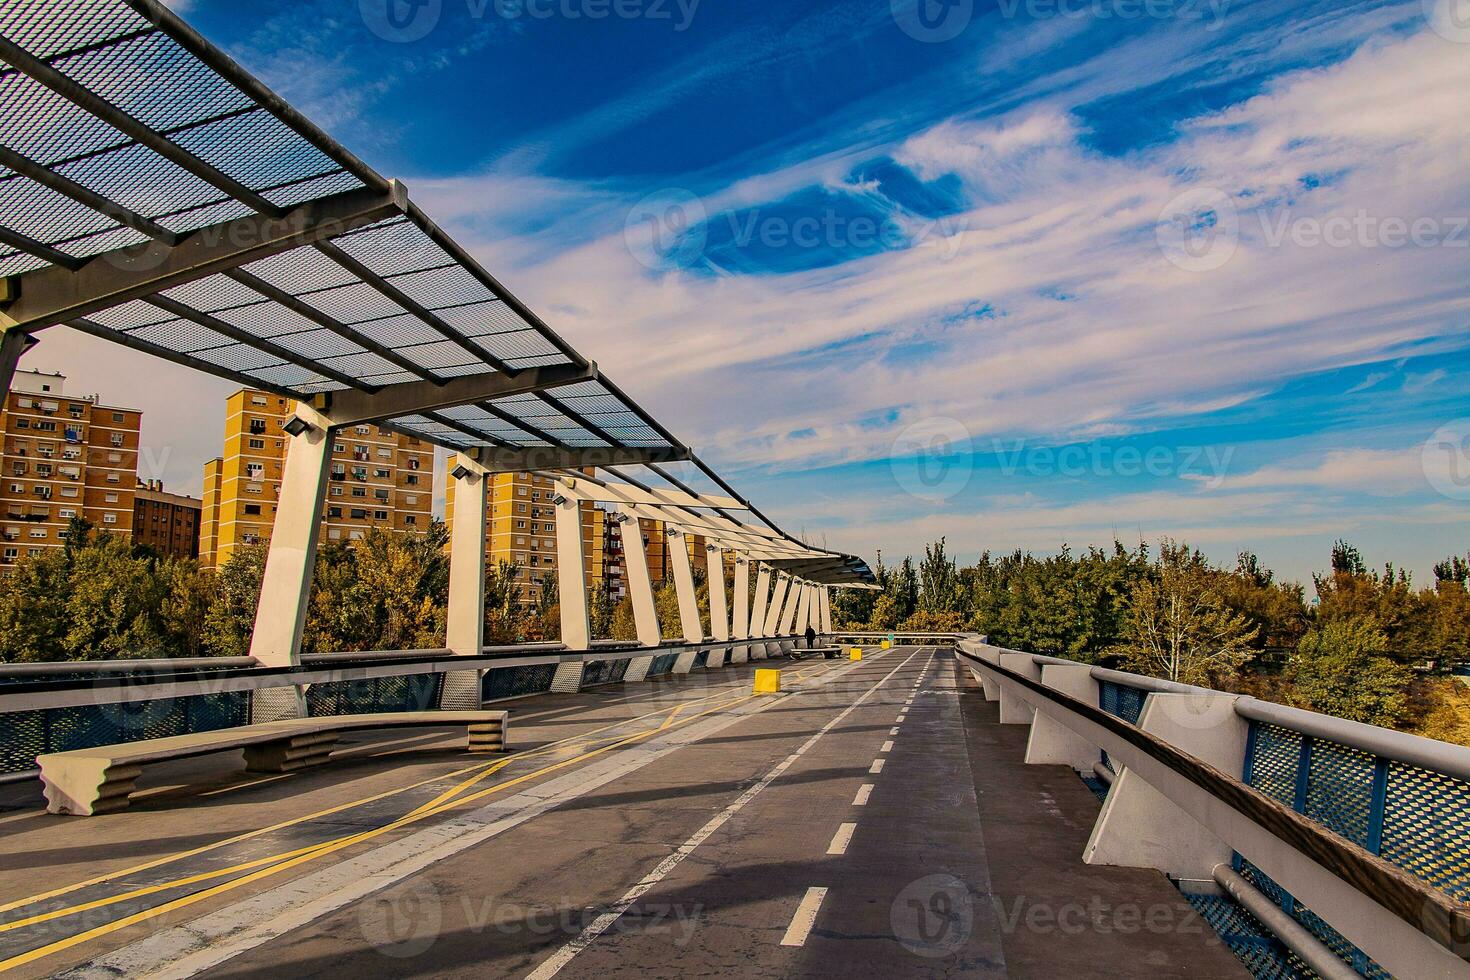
[0,685,746,917]
[0,692,763,970]
[197,773,294,798]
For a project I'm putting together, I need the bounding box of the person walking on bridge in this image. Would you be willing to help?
[805,624,817,650]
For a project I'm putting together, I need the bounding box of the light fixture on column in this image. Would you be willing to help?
[706,544,719,554]
[552,494,568,506]
[450,463,472,481]
[668,528,683,538]
[282,415,313,438]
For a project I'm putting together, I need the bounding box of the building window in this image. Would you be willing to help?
[328,506,342,518]
[246,463,265,481]
[249,419,267,435]
[105,492,119,503]
[244,504,262,516]
[404,515,417,525]
[112,411,124,423]
[373,510,388,520]
[248,438,265,450]
[103,514,117,524]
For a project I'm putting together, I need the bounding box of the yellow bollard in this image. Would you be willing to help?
[753,669,782,694]
[850,649,862,661]
[881,640,892,650]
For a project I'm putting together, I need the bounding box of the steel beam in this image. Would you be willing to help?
[0,328,37,401]
[0,184,407,332]
[313,362,594,426]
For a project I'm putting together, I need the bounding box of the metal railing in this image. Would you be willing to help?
[0,634,826,780]
[956,636,1470,979]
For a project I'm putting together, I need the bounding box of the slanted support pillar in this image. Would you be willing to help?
[550,487,592,693]
[764,572,791,649]
[618,510,661,682]
[780,577,803,636]
[793,583,812,639]
[442,454,491,709]
[730,556,751,663]
[750,564,772,638]
[248,404,334,721]
[706,545,730,642]
[819,586,832,635]
[0,328,33,401]
[997,652,1041,724]
[668,528,703,673]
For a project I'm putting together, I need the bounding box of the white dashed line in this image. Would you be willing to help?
[827,822,857,855]
[853,784,873,806]
[880,740,894,753]
[781,887,829,947]
[889,727,900,736]
[869,759,885,774]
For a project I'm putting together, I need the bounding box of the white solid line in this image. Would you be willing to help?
[780,887,828,947]
[526,651,923,979]
[869,759,885,774]
[827,822,857,855]
[881,740,894,753]
[853,784,873,806]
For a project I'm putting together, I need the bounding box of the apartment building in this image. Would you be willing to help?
[132,480,202,559]
[446,470,602,607]
[199,389,435,568]
[0,370,141,569]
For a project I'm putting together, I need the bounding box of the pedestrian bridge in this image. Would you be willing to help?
[1,3,1469,978]
[2,636,1469,979]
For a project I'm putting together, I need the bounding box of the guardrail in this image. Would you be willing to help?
[828,631,963,646]
[955,636,1470,979]
[0,634,830,780]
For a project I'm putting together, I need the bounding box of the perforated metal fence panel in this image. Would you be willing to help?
[648,653,680,676]
[0,692,249,774]
[580,659,630,687]
[482,663,556,701]
[305,673,442,716]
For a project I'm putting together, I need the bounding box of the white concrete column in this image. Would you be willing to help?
[248,404,333,674]
[780,578,804,635]
[706,545,730,642]
[1085,692,1248,881]
[445,455,490,657]
[819,586,832,634]
[997,652,1041,724]
[554,491,591,651]
[619,511,661,647]
[549,489,591,695]
[732,555,750,641]
[793,583,812,636]
[750,563,772,638]
[765,572,791,636]
[667,527,703,643]
[442,454,491,709]
[1023,664,1099,770]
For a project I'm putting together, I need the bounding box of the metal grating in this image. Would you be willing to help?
[1099,680,1148,725]
[305,673,442,716]
[580,658,631,687]
[1235,859,1391,979]
[483,664,556,702]
[1380,762,1470,902]
[1186,893,1308,980]
[0,692,249,775]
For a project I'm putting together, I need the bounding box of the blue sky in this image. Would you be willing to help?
[45,0,1470,586]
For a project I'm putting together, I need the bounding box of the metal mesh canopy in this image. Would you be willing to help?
[0,0,675,456]
[0,0,874,584]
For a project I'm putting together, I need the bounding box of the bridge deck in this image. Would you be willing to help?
[0,648,1244,978]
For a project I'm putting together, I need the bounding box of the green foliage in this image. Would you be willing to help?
[1286,618,1411,727]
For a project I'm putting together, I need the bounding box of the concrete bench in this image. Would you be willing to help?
[37,710,509,816]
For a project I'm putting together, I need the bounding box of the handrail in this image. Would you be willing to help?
[961,637,1470,785]
[955,643,1470,963]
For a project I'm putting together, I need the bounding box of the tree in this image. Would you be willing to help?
[918,538,963,615]
[0,547,70,662]
[1286,617,1411,727]
[1122,541,1260,685]
[202,543,266,657]
[589,581,615,639]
